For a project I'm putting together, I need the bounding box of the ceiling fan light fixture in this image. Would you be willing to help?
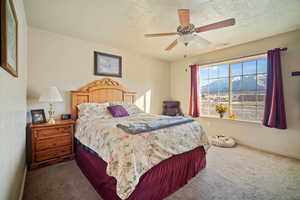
[178,33,196,44]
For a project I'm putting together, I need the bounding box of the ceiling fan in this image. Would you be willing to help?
[144,9,236,51]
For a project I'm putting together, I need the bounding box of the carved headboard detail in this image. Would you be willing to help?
[71,78,136,120]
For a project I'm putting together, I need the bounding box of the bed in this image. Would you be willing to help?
[71,78,210,200]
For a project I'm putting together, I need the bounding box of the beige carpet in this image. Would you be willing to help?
[23,145,300,200]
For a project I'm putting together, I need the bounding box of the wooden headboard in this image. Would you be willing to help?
[71,78,135,120]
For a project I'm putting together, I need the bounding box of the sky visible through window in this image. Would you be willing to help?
[199,57,267,122]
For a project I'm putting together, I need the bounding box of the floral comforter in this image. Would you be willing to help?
[75,113,210,199]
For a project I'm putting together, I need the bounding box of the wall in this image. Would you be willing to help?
[0,0,28,199]
[170,30,300,159]
[26,22,300,160]
[27,27,171,118]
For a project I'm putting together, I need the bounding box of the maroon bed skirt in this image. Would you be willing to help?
[76,143,206,200]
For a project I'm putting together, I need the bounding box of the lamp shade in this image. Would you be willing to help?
[39,87,63,103]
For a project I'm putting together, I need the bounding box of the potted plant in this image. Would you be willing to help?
[215,104,228,118]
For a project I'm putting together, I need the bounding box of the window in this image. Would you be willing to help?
[199,57,267,122]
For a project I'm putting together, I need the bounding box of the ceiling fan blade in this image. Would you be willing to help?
[144,33,177,38]
[193,35,211,46]
[165,40,178,51]
[195,18,235,33]
[178,9,190,27]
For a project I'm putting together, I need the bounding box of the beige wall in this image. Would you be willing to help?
[27,27,171,118]
[0,0,28,199]
[26,26,300,160]
[170,30,300,159]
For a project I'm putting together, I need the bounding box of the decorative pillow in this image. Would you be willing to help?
[109,102,143,115]
[107,105,129,118]
[77,102,111,119]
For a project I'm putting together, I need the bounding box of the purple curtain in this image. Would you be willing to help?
[263,48,287,129]
[189,64,200,117]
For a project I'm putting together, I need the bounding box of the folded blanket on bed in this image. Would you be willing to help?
[116,116,194,134]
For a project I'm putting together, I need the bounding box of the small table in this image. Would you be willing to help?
[27,120,75,169]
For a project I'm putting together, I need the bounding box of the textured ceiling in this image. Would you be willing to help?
[24,0,300,61]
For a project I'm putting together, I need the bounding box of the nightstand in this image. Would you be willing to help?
[27,120,75,169]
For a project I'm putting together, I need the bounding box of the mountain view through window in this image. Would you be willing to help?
[199,57,267,122]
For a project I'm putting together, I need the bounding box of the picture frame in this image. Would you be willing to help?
[94,51,122,77]
[31,109,46,124]
[0,0,18,77]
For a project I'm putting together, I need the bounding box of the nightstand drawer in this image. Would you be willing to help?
[36,136,72,151]
[35,126,72,139]
[35,145,72,162]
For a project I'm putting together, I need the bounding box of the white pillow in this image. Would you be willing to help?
[77,102,111,119]
[109,102,143,115]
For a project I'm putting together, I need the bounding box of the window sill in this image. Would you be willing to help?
[198,115,262,125]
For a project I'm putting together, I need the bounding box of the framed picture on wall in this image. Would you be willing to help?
[94,51,122,77]
[31,109,46,124]
[0,0,18,77]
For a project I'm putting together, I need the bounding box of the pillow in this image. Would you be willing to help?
[77,102,111,119]
[107,105,129,118]
[109,102,143,115]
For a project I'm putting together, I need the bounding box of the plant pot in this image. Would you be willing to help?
[219,113,224,118]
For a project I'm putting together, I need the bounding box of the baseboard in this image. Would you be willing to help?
[18,165,27,200]
[238,143,300,161]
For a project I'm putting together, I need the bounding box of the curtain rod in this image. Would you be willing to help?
[190,48,287,67]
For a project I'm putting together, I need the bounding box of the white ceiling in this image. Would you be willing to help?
[24,0,300,62]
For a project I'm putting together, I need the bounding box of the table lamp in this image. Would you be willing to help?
[39,86,63,124]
